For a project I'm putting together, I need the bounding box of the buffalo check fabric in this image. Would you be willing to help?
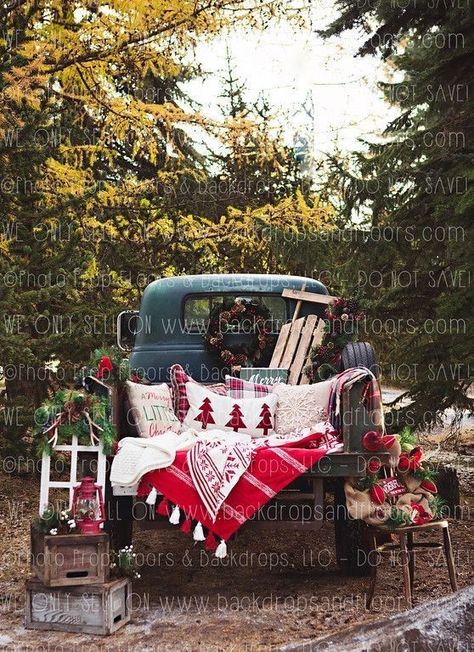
[225,375,272,399]
[170,364,226,422]
[328,366,384,433]
[138,423,340,540]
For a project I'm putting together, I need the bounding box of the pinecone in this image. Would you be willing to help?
[221,349,233,363]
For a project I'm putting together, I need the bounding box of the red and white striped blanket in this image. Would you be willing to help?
[139,423,341,541]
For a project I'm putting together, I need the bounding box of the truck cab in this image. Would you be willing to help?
[118,273,329,382]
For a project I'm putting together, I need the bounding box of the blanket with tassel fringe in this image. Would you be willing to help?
[138,426,341,554]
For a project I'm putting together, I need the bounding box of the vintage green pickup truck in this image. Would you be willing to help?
[102,273,385,575]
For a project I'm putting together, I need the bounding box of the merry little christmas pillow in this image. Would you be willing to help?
[126,381,181,438]
[183,381,277,438]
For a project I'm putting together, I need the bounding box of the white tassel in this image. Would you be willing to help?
[193,522,205,541]
[215,539,227,559]
[145,487,158,506]
[169,504,180,525]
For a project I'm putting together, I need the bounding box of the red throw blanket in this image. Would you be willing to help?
[138,432,329,541]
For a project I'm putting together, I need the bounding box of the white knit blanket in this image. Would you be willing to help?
[110,430,197,486]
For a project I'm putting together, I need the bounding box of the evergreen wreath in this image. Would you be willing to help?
[205,298,272,367]
[34,389,116,457]
[305,296,364,382]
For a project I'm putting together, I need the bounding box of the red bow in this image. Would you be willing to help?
[398,446,423,473]
[362,430,396,452]
[96,355,114,379]
[410,501,431,525]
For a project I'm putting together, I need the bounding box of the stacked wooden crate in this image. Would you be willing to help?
[25,527,131,635]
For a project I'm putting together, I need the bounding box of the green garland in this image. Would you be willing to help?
[398,425,417,452]
[34,507,77,535]
[34,389,116,457]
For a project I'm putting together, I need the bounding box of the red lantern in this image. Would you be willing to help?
[71,476,105,535]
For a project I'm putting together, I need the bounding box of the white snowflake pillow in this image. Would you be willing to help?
[126,381,181,438]
[272,381,333,436]
[184,382,277,438]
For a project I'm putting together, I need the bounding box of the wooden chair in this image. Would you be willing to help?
[366,520,458,609]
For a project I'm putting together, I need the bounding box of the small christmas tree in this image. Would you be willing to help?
[226,404,246,432]
[256,403,272,436]
[194,397,215,429]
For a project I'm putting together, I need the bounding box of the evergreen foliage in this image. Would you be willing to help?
[0,1,334,456]
[321,0,473,429]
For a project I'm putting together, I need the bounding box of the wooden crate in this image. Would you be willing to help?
[25,577,131,635]
[31,525,110,587]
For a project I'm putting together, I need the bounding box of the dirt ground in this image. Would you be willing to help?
[1,442,473,652]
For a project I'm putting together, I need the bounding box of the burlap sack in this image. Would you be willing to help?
[344,480,434,528]
[344,480,391,526]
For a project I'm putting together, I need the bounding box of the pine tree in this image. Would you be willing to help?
[226,404,246,432]
[209,52,303,214]
[194,398,215,429]
[0,0,306,457]
[256,403,272,436]
[320,1,474,429]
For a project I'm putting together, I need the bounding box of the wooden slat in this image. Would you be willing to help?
[300,318,326,384]
[269,321,291,367]
[25,577,131,635]
[288,314,318,384]
[280,316,305,370]
[282,288,339,305]
[40,433,107,515]
[291,281,306,322]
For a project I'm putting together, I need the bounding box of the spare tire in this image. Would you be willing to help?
[341,342,378,377]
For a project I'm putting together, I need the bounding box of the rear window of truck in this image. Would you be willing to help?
[183,295,287,334]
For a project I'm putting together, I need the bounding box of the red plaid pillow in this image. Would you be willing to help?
[170,364,227,422]
[225,375,273,399]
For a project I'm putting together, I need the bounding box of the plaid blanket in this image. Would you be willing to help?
[328,367,383,433]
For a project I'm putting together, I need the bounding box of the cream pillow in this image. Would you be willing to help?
[273,380,333,435]
[126,381,181,438]
[184,381,277,438]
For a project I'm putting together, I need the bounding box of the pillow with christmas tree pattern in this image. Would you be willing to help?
[183,381,277,438]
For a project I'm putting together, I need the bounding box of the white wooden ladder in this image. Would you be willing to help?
[39,434,107,515]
